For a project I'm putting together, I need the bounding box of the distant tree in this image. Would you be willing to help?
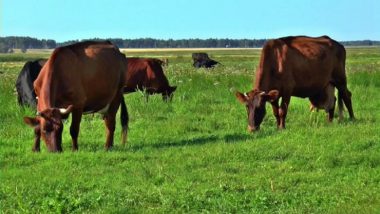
[0,39,11,53]
[46,40,56,49]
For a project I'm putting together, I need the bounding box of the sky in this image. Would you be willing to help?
[1,0,379,42]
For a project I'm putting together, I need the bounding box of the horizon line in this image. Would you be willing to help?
[1,35,380,43]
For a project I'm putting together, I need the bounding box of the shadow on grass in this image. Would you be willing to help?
[60,136,220,152]
[223,133,252,143]
[129,135,220,151]
[61,131,275,152]
[125,131,271,151]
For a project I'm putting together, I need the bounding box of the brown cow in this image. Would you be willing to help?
[235,36,354,132]
[23,41,128,152]
[124,57,176,101]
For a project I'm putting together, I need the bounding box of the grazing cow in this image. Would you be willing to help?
[124,57,176,101]
[235,36,354,132]
[23,41,128,152]
[15,59,47,107]
[192,52,219,68]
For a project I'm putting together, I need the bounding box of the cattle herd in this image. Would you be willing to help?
[17,36,355,152]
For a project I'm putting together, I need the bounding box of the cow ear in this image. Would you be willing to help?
[235,91,248,104]
[24,117,40,127]
[262,90,279,102]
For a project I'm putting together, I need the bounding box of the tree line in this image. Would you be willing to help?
[59,38,269,49]
[0,36,56,53]
[1,36,379,53]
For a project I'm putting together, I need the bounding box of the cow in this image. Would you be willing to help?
[235,36,354,132]
[23,41,128,152]
[15,59,47,107]
[192,52,219,68]
[124,57,176,101]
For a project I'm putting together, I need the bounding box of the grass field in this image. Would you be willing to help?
[1,47,380,213]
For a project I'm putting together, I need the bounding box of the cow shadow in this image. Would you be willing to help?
[64,136,219,152]
[65,132,272,152]
[128,135,220,151]
[222,133,253,143]
[122,132,262,151]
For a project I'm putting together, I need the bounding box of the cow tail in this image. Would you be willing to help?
[337,90,344,120]
[120,96,128,145]
[120,96,129,145]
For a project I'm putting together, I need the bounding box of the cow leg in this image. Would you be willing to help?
[144,92,149,102]
[162,89,174,102]
[271,100,280,127]
[337,87,354,120]
[334,71,355,120]
[279,96,290,129]
[327,97,336,122]
[327,108,334,122]
[104,114,116,150]
[104,95,122,150]
[162,93,170,102]
[32,127,41,152]
[342,89,354,119]
[70,109,83,151]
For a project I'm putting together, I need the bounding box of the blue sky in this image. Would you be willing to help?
[1,0,379,42]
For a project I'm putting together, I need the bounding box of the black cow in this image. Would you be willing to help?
[15,59,47,107]
[192,53,219,68]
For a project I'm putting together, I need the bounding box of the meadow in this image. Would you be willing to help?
[1,47,380,213]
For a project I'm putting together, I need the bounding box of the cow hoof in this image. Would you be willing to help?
[32,148,40,152]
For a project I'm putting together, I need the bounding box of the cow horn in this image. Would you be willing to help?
[59,108,68,114]
[36,111,41,116]
[243,93,248,97]
[59,105,73,115]
[259,91,266,96]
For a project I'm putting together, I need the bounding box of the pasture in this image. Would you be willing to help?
[1,47,380,213]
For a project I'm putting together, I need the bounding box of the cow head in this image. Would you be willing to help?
[23,105,73,152]
[163,86,177,101]
[235,90,279,132]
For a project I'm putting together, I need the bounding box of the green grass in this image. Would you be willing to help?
[1,47,380,213]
